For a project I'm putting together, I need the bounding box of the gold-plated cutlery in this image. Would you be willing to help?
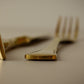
[0,35,50,60]
[25,17,79,61]
[0,16,79,61]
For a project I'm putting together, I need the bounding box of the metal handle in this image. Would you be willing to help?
[4,36,31,51]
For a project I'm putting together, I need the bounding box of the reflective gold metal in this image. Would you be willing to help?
[25,54,56,61]
[4,36,30,49]
[4,35,50,51]
[0,36,6,60]
[25,17,79,61]
[0,35,50,60]
[4,36,31,51]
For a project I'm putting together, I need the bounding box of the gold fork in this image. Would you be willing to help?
[25,17,79,61]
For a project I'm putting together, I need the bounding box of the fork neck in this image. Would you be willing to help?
[43,37,61,52]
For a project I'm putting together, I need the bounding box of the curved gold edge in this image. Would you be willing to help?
[25,54,56,61]
[0,36,6,60]
[15,36,31,46]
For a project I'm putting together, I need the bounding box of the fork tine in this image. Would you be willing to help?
[74,17,79,40]
[56,16,62,37]
[62,17,67,37]
[68,17,73,38]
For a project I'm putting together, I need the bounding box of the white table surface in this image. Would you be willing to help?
[0,0,84,84]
